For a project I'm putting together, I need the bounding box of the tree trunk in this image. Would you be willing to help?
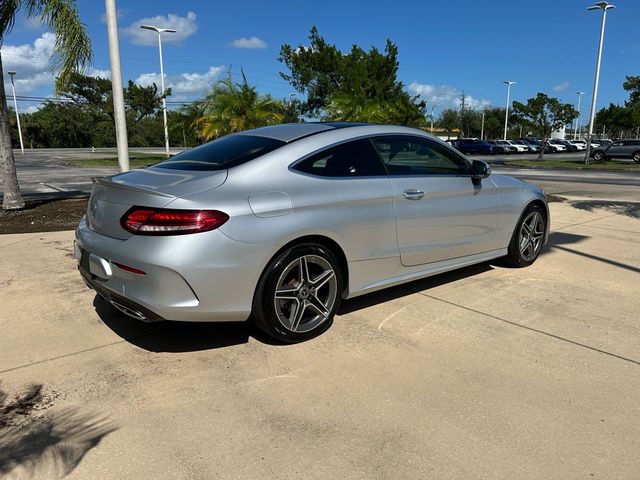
[538,135,546,162]
[0,50,25,210]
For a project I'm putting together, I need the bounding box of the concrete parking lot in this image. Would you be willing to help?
[1,197,639,479]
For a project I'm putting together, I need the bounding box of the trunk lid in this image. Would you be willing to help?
[86,168,227,239]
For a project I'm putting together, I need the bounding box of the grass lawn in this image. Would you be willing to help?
[504,159,640,171]
[69,152,167,168]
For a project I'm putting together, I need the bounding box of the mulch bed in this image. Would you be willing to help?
[0,196,89,234]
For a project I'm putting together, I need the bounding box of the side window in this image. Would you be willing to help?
[371,136,470,176]
[293,139,386,177]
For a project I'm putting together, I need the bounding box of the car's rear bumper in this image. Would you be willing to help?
[75,217,274,323]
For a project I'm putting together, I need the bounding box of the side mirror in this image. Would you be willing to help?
[471,160,491,180]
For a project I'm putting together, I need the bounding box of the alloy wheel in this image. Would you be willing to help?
[518,211,545,262]
[273,255,338,333]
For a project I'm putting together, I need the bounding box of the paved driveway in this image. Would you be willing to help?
[1,198,639,479]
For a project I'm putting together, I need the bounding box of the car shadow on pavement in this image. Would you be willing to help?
[93,296,283,352]
[0,384,117,480]
[570,199,640,219]
[340,263,493,315]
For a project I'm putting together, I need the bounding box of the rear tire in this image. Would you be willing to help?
[632,151,640,163]
[593,150,605,162]
[252,243,343,343]
[503,205,546,268]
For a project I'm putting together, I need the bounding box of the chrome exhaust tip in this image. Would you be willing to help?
[110,299,147,321]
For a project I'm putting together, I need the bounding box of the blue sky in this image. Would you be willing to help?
[2,0,638,116]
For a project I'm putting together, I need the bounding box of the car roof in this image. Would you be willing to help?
[239,122,376,143]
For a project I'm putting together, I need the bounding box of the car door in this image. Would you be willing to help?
[606,141,625,157]
[621,140,639,158]
[370,135,501,267]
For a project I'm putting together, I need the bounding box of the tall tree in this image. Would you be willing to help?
[438,109,459,140]
[512,93,577,161]
[279,26,424,122]
[1,0,91,210]
[595,103,637,139]
[194,71,284,140]
[623,75,640,107]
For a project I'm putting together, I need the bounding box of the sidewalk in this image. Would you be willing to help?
[1,198,639,479]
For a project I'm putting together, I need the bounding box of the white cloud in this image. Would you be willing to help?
[87,68,111,79]
[135,66,224,96]
[231,36,267,49]
[408,82,491,109]
[2,33,57,94]
[22,104,42,114]
[553,82,570,92]
[122,12,197,46]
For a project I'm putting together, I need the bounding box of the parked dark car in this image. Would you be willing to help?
[591,139,640,162]
[554,139,579,152]
[457,139,495,155]
[519,138,542,153]
[487,140,516,154]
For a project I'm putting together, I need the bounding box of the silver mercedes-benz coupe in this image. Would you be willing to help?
[75,123,549,342]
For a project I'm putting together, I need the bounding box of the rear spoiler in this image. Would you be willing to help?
[91,176,175,199]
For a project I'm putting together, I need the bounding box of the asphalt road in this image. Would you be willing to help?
[1,148,639,202]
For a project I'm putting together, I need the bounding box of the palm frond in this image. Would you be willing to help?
[24,0,92,90]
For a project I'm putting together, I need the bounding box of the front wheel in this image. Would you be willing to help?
[503,205,546,267]
[592,150,605,162]
[252,244,342,342]
[632,151,640,163]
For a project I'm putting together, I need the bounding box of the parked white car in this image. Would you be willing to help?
[546,140,567,152]
[505,140,529,153]
[567,140,586,151]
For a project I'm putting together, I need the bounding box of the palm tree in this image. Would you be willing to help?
[1,0,91,210]
[195,70,284,141]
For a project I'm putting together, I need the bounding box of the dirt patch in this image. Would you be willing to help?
[0,197,88,234]
[0,385,58,429]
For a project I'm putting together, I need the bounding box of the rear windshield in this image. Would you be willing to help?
[152,134,286,171]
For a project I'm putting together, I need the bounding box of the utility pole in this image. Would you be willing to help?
[105,0,129,172]
[460,92,466,137]
[480,111,485,140]
[574,91,585,140]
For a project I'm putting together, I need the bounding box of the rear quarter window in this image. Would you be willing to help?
[152,135,286,171]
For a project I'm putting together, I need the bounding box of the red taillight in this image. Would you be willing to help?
[121,207,229,235]
[113,262,146,275]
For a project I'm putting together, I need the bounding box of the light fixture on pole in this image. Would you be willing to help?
[140,24,176,158]
[584,1,615,163]
[574,91,585,140]
[503,81,516,140]
[7,71,24,155]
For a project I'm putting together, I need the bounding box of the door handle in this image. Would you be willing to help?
[402,189,425,200]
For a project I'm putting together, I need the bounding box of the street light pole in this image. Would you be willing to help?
[105,0,129,172]
[584,2,615,164]
[7,71,24,155]
[574,91,585,140]
[503,81,516,140]
[141,25,176,158]
[480,111,485,140]
[430,105,435,135]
